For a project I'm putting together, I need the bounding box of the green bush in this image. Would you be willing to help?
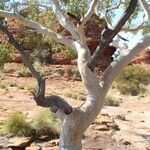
[32,109,60,137]
[2,112,33,137]
[1,110,60,138]
[104,96,120,106]
[116,64,150,96]
[16,65,32,77]
[72,67,81,78]
[0,42,15,69]
[65,67,74,77]
[32,48,52,64]
[64,48,77,60]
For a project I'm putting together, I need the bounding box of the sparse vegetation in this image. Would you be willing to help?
[26,84,38,94]
[64,90,86,101]
[1,110,60,138]
[32,109,60,137]
[1,112,33,137]
[116,113,126,121]
[32,48,52,64]
[16,65,32,77]
[104,95,120,106]
[8,82,17,87]
[116,64,150,96]
[1,67,15,74]
[72,67,81,78]
[0,84,7,89]
[64,67,74,77]
[0,42,15,70]
[50,69,65,78]
[64,48,77,60]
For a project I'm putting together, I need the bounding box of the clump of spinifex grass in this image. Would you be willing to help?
[32,109,60,138]
[1,109,60,138]
[1,112,34,137]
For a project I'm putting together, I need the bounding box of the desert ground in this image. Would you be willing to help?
[0,63,150,150]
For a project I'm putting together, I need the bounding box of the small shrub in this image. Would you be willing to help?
[8,82,17,87]
[0,84,7,89]
[64,91,86,101]
[26,84,38,94]
[50,69,64,78]
[116,113,126,121]
[2,112,33,136]
[1,67,15,74]
[49,40,64,53]
[17,66,32,77]
[1,110,60,138]
[32,109,60,137]
[64,67,73,77]
[116,64,150,96]
[64,48,77,60]
[104,96,120,106]
[0,42,15,70]
[32,49,52,64]
[72,67,81,78]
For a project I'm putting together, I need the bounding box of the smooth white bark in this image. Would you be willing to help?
[59,41,104,150]
[101,35,150,94]
[59,35,150,150]
[50,0,79,40]
[1,1,150,150]
[139,0,150,23]
[0,10,74,48]
[80,0,98,25]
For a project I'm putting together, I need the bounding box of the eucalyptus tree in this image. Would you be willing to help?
[0,0,150,150]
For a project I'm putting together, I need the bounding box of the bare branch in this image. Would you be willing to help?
[89,0,138,70]
[8,27,36,33]
[50,0,79,39]
[0,24,46,101]
[139,0,150,23]
[101,35,150,94]
[0,24,73,115]
[121,14,148,32]
[0,10,74,47]
[121,23,149,32]
[80,0,98,26]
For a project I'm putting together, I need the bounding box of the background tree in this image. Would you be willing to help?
[0,0,150,149]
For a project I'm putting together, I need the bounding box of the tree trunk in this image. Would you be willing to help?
[58,41,106,150]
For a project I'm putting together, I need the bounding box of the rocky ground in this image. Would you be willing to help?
[0,63,150,150]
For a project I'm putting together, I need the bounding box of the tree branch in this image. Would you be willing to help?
[101,35,150,95]
[50,0,79,40]
[121,23,149,32]
[80,0,98,26]
[139,0,150,23]
[0,10,74,48]
[121,14,148,32]
[0,24,73,115]
[89,0,138,70]
[0,24,46,101]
